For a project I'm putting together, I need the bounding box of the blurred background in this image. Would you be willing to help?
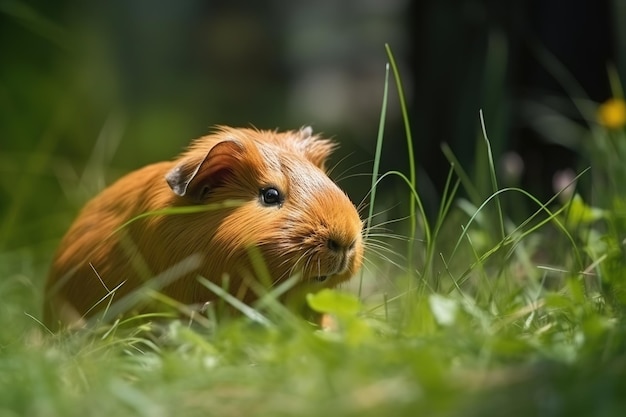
[0,0,622,256]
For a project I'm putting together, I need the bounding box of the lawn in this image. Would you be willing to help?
[3,9,626,417]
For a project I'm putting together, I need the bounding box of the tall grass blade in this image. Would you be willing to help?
[365,63,390,237]
[479,110,505,240]
[385,44,418,239]
[360,62,390,298]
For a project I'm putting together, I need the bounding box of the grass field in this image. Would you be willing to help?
[3,20,626,417]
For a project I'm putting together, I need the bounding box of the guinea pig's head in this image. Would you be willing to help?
[165,126,364,298]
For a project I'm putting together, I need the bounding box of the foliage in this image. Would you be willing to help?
[3,6,626,417]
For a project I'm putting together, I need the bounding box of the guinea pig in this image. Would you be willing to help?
[43,126,364,329]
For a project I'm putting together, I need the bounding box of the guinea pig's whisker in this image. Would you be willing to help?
[363,241,396,257]
[300,246,326,281]
[301,251,315,276]
[325,152,358,179]
[362,215,410,234]
[290,249,309,268]
[281,251,309,282]
[368,252,406,272]
[364,239,407,255]
[364,237,395,248]
[330,161,377,187]
[356,181,403,210]
[366,233,411,244]
[363,243,406,265]
[270,270,291,289]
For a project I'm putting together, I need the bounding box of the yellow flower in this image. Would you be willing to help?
[597,98,626,130]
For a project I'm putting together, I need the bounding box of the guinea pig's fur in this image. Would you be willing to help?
[44,126,364,329]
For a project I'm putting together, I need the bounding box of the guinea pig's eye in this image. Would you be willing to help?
[260,187,282,207]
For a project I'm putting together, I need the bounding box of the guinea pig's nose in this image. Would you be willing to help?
[327,238,341,252]
[326,237,356,253]
[325,236,357,276]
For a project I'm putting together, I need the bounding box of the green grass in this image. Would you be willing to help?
[4,22,626,417]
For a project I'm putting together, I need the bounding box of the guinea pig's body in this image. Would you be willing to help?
[44,127,363,329]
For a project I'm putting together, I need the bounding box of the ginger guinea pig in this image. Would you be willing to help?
[44,126,364,329]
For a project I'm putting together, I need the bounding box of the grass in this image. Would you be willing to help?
[4,26,626,417]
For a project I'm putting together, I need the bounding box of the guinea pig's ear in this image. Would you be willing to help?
[165,140,243,202]
[297,126,336,171]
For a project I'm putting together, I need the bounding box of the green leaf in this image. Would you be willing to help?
[428,294,459,326]
[566,194,606,225]
[306,289,361,317]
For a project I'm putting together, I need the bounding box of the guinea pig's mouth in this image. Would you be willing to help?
[315,275,328,282]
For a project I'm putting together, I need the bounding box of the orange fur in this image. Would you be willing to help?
[44,127,363,329]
